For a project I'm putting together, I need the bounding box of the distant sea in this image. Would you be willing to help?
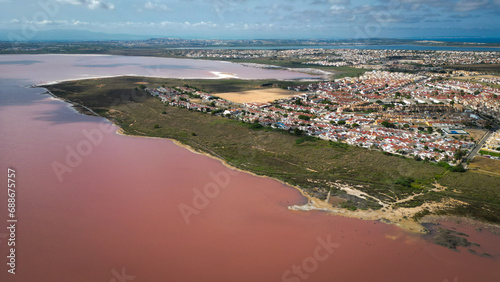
[418,37,500,43]
[174,45,500,52]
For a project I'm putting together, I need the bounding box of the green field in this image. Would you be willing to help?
[43,76,500,224]
[480,150,500,158]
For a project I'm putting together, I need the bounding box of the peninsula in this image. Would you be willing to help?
[43,75,500,233]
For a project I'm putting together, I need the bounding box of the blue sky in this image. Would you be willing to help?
[1,0,499,40]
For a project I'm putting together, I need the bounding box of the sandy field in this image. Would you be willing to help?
[216,88,299,103]
[452,74,499,80]
[466,128,489,141]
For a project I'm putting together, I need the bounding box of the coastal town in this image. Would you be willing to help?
[4,0,500,278]
[182,48,500,72]
[147,66,500,167]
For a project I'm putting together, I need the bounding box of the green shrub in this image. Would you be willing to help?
[449,164,466,173]
[394,177,415,187]
[249,123,264,130]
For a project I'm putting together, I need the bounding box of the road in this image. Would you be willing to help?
[466,130,493,161]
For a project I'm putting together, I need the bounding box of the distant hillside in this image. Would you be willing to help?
[0,29,155,42]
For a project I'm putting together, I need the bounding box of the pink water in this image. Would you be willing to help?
[0,55,499,281]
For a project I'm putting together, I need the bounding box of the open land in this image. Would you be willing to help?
[43,76,500,233]
[466,128,489,142]
[469,156,500,176]
[216,88,298,103]
[449,64,500,74]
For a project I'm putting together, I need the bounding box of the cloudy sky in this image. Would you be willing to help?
[1,0,499,40]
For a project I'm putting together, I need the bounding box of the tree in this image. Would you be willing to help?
[437,161,451,169]
[454,149,465,161]
[294,128,304,136]
[381,121,395,128]
[298,115,311,121]
[249,122,263,130]
[450,164,466,173]
[427,127,434,134]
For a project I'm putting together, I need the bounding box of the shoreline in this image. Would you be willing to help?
[35,73,319,88]
[39,80,500,235]
[115,124,429,233]
[2,53,321,87]
[113,126,500,235]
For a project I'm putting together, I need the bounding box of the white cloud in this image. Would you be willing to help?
[72,20,90,25]
[144,1,170,12]
[28,19,70,25]
[330,5,345,10]
[330,5,346,14]
[329,0,350,5]
[57,0,115,10]
[8,18,90,26]
[454,0,488,12]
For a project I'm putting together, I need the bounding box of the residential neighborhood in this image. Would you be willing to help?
[147,69,499,166]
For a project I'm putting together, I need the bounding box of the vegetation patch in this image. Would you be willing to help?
[431,228,473,250]
[480,150,500,158]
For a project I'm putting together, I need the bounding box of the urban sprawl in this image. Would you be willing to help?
[147,49,500,166]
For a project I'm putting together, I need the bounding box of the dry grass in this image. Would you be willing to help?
[466,128,488,142]
[451,74,499,80]
[469,156,500,176]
